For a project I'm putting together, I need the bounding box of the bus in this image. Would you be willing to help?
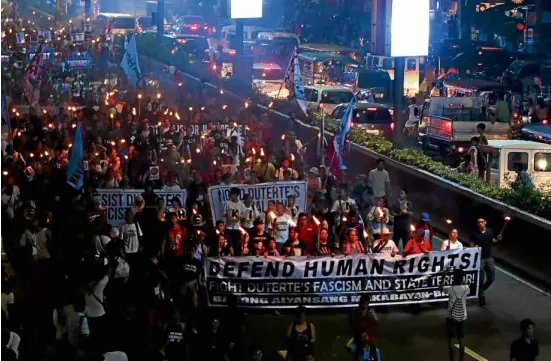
[364,54,421,97]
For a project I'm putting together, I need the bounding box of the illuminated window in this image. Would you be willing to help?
[534,152,551,172]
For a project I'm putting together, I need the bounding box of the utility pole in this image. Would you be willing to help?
[55,0,61,26]
[393,57,405,145]
[156,0,164,44]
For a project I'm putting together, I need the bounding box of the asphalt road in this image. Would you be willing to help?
[141,58,550,361]
[243,236,551,361]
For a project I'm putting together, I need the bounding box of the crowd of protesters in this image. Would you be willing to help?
[2,41,529,361]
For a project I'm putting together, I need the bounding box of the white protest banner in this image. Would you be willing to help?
[97,189,187,226]
[207,181,307,225]
[205,249,481,308]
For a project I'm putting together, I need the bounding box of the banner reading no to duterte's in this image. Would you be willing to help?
[207,181,308,225]
[205,249,481,308]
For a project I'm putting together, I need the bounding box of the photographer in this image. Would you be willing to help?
[440,268,470,361]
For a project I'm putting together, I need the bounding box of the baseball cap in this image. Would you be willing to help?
[420,212,430,222]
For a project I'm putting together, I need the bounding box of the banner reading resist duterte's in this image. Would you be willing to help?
[97,189,187,226]
[207,181,307,225]
[205,249,481,308]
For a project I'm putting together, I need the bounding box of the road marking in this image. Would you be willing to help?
[454,344,488,361]
[494,264,551,297]
[278,350,287,359]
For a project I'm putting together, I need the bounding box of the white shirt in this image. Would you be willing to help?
[368,168,390,198]
[1,292,14,320]
[1,186,20,219]
[224,200,245,230]
[162,184,181,191]
[272,214,292,243]
[372,239,399,258]
[6,331,21,358]
[104,351,129,361]
[331,197,357,218]
[440,239,464,251]
[85,276,109,318]
[241,204,261,229]
[94,234,112,257]
[442,285,470,321]
[35,228,52,260]
[121,222,142,254]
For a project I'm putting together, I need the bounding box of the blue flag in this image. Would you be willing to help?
[333,97,355,170]
[120,34,144,88]
[67,121,84,190]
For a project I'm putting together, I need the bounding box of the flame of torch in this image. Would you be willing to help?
[281,134,285,140]
[288,219,297,227]
[410,224,416,232]
[269,211,276,221]
[312,216,320,226]
[252,148,256,155]
[260,148,265,157]
[290,154,295,161]
[238,227,247,235]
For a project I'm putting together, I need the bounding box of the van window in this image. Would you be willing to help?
[534,152,551,172]
[321,90,353,104]
[382,58,393,70]
[111,17,136,29]
[355,108,392,124]
[407,59,417,71]
[304,88,318,102]
[507,152,529,171]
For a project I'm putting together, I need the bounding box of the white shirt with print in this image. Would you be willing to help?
[272,214,292,244]
[121,222,142,254]
[224,200,245,230]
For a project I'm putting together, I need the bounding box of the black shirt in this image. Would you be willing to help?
[510,337,539,361]
[470,228,495,259]
[180,256,202,283]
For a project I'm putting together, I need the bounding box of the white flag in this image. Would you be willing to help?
[293,52,308,115]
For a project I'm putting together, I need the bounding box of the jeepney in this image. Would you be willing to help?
[299,43,363,63]
[418,96,510,161]
[297,52,358,86]
[487,140,551,191]
[364,53,422,97]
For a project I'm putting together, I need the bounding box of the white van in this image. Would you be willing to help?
[304,85,354,114]
[219,25,271,53]
[487,140,551,190]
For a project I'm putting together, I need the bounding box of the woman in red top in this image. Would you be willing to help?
[403,229,432,256]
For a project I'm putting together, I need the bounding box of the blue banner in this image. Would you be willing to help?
[64,52,93,71]
[67,121,84,190]
[27,44,54,64]
[333,97,355,170]
[120,34,144,87]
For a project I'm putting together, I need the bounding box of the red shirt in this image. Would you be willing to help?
[403,239,432,256]
[167,224,184,257]
[297,223,317,255]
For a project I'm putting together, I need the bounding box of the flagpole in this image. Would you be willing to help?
[320,112,325,167]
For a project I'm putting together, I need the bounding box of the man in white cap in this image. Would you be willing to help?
[372,227,399,258]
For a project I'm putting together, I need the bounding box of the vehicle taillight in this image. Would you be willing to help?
[390,122,395,131]
[351,122,354,127]
[212,64,217,71]
[204,26,208,30]
[543,119,548,125]
[457,146,464,153]
[228,49,236,56]
[190,24,198,30]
